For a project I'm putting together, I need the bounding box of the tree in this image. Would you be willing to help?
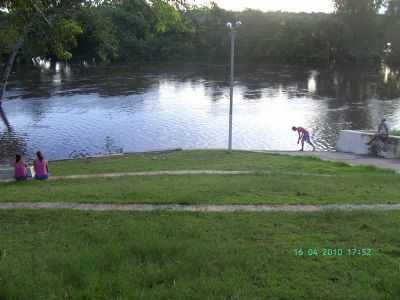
[100,0,192,61]
[334,0,385,14]
[71,6,119,62]
[385,0,400,64]
[386,0,400,15]
[332,0,386,64]
[0,0,84,105]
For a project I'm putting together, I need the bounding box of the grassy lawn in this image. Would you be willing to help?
[0,151,399,204]
[1,173,400,204]
[49,150,389,176]
[0,210,399,299]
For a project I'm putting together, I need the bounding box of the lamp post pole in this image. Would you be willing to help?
[228,30,235,151]
[226,21,241,151]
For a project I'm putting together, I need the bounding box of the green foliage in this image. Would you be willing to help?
[0,12,18,62]
[186,4,233,60]
[390,129,400,136]
[334,0,385,14]
[50,18,83,61]
[0,0,86,62]
[236,11,336,64]
[331,0,387,64]
[72,7,118,62]
[100,0,151,61]
[1,0,400,65]
[386,0,400,15]
[384,1,400,65]
[151,0,186,33]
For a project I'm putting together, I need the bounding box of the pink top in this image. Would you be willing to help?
[34,160,48,177]
[14,162,27,178]
[297,127,309,135]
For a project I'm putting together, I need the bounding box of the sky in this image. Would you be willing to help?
[191,0,335,13]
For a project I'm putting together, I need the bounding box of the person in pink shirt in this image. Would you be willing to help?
[34,151,49,180]
[292,126,316,152]
[14,154,28,181]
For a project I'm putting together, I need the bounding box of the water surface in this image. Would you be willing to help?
[1,62,399,163]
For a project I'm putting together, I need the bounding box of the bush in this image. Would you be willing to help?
[390,129,400,136]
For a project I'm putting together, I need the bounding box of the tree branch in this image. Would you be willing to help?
[0,24,32,105]
[28,0,52,27]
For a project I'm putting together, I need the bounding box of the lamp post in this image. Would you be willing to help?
[226,21,241,151]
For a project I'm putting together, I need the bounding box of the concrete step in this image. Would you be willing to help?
[0,168,14,179]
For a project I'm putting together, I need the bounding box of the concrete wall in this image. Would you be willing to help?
[0,168,14,180]
[336,130,400,158]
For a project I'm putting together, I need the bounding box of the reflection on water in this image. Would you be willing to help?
[0,63,400,163]
[0,108,27,163]
[307,71,318,94]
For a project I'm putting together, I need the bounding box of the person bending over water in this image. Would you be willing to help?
[292,126,316,152]
[14,154,28,181]
[34,151,49,180]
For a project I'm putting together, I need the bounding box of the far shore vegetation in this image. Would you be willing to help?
[390,129,400,136]
[1,0,400,68]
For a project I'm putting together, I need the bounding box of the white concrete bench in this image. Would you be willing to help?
[337,130,400,158]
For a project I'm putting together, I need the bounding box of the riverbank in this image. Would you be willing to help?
[1,150,399,204]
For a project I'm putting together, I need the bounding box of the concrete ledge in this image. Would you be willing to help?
[0,168,14,180]
[337,130,400,158]
[50,148,183,163]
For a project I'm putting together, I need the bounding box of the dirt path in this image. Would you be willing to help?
[0,169,334,183]
[1,202,400,212]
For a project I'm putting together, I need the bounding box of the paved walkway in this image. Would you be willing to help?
[258,151,400,172]
[0,203,400,212]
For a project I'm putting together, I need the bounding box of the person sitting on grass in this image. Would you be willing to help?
[34,151,49,180]
[14,154,28,181]
[292,126,316,152]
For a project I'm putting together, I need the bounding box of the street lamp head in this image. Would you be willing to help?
[226,22,233,29]
[235,21,242,27]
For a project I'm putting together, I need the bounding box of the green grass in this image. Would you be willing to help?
[1,150,399,204]
[0,210,399,299]
[390,129,400,137]
[1,173,399,204]
[48,150,390,176]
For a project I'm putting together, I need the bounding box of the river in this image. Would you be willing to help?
[0,62,399,163]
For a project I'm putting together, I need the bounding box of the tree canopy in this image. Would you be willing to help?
[0,0,399,66]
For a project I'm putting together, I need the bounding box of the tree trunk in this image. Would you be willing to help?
[0,25,31,106]
[0,107,11,129]
[0,0,53,107]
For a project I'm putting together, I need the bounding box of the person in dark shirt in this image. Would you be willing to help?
[367,119,390,146]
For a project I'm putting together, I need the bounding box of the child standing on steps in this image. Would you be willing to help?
[292,126,316,152]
